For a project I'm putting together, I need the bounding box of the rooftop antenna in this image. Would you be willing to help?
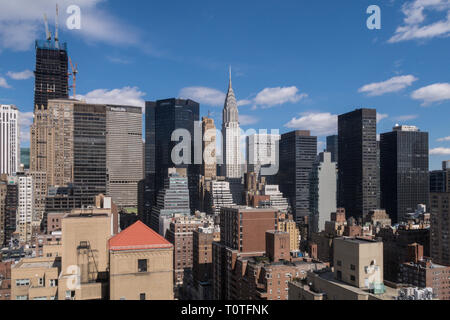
[54,4,59,48]
[43,13,52,41]
[68,57,78,98]
[229,65,232,87]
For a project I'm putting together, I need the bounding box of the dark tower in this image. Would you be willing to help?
[278,130,317,223]
[380,125,429,223]
[34,11,69,111]
[338,108,379,220]
[143,99,200,224]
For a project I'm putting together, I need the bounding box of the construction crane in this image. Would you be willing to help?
[54,4,60,48]
[68,57,79,98]
[43,13,52,41]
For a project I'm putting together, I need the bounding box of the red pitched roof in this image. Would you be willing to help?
[109,221,173,251]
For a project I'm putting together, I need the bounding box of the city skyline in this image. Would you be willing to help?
[0,1,449,170]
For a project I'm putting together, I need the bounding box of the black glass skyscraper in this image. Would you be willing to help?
[380,125,429,223]
[338,108,378,220]
[34,40,69,111]
[326,135,338,164]
[144,99,200,223]
[278,130,317,223]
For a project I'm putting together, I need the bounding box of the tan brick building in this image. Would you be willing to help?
[109,221,174,300]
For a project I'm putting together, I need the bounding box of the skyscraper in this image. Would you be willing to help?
[246,133,280,182]
[106,105,143,207]
[222,70,242,179]
[202,116,217,179]
[310,152,337,233]
[144,98,200,220]
[34,36,68,111]
[326,135,338,164]
[380,125,429,223]
[430,192,450,266]
[338,108,378,220]
[0,105,20,175]
[278,130,317,222]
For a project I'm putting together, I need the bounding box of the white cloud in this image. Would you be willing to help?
[437,136,450,142]
[179,87,226,107]
[389,0,450,43]
[394,114,419,121]
[76,86,146,109]
[239,114,259,126]
[411,83,450,106]
[358,75,418,96]
[0,77,11,88]
[0,0,139,51]
[430,147,450,155]
[285,112,337,136]
[19,111,34,143]
[7,70,34,80]
[253,86,308,108]
[377,113,389,123]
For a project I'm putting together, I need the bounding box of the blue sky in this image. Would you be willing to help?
[0,0,449,169]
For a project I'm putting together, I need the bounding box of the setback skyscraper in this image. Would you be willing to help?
[338,108,378,220]
[380,125,429,223]
[222,70,242,179]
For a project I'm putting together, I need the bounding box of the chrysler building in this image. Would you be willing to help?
[222,68,242,178]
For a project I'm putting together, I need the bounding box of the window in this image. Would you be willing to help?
[138,259,148,273]
[15,279,30,287]
[50,279,58,287]
[16,295,28,300]
[38,278,44,287]
[350,275,356,282]
[140,293,146,300]
[337,271,342,280]
[337,260,342,267]
[350,264,356,271]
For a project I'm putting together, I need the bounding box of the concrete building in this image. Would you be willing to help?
[262,185,290,213]
[204,178,236,217]
[106,105,143,208]
[16,173,33,245]
[11,257,60,300]
[289,237,395,300]
[0,105,20,176]
[310,152,337,233]
[338,108,379,220]
[109,221,174,300]
[150,168,191,236]
[0,261,12,300]
[202,116,217,179]
[222,69,242,179]
[57,200,117,300]
[246,133,280,180]
[430,192,450,266]
[0,177,6,246]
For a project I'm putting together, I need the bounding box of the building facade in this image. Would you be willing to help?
[106,105,143,208]
[310,152,337,233]
[0,105,20,176]
[338,108,379,220]
[380,125,429,223]
[222,71,242,179]
[430,192,450,266]
[278,130,317,222]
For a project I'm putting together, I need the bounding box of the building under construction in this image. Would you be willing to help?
[34,10,69,111]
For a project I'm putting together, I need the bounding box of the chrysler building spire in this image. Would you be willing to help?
[223,66,239,125]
